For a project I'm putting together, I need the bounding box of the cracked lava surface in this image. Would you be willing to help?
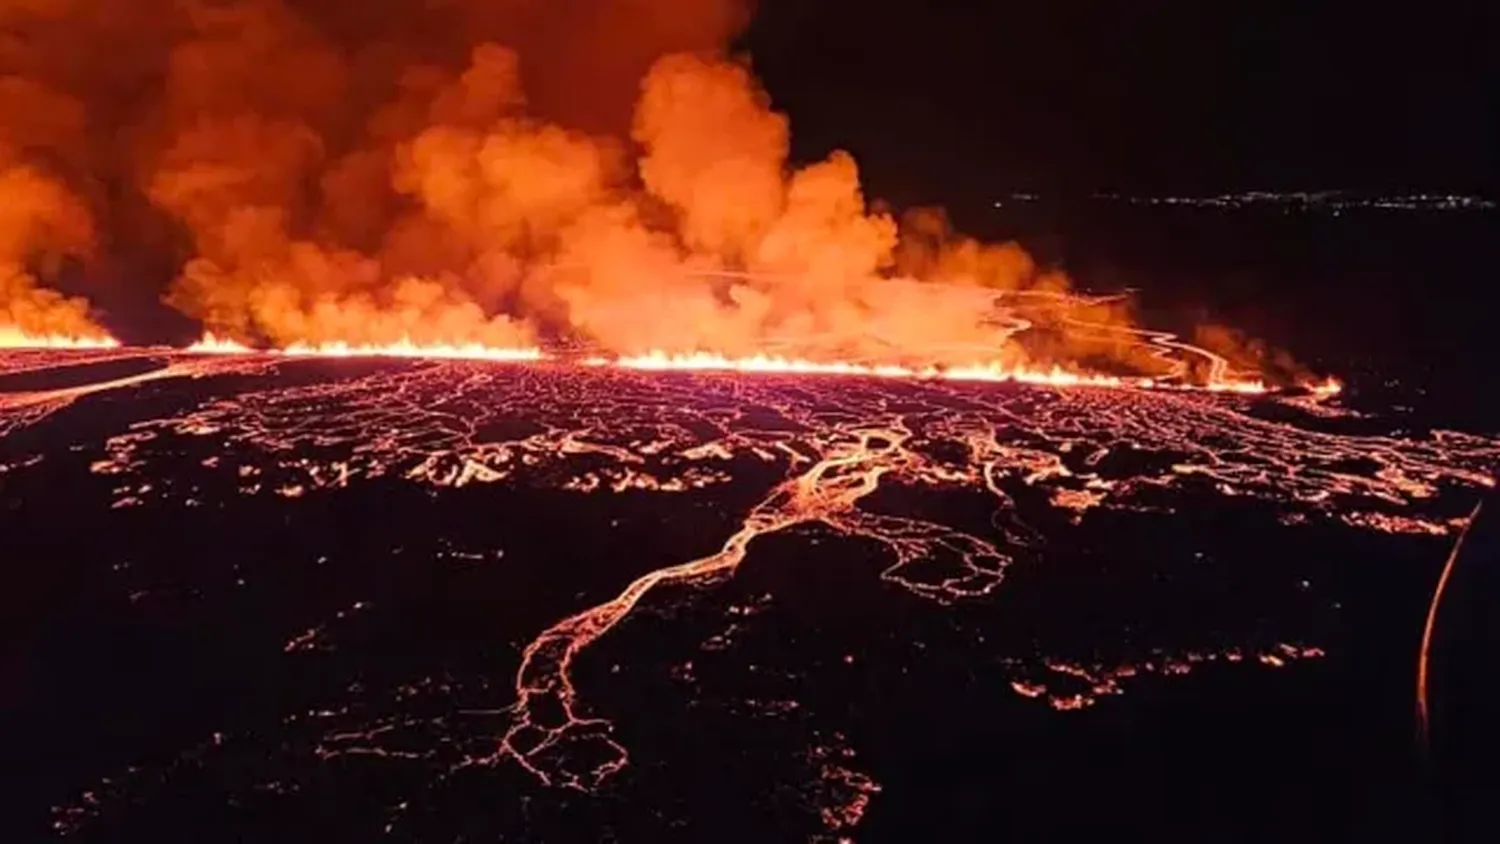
[4,346,1496,841]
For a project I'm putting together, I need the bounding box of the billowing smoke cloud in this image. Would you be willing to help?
[0,74,108,339]
[0,159,101,339]
[0,0,1230,378]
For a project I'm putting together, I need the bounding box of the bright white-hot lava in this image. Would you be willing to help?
[0,327,120,350]
[280,340,542,362]
[186,333,543,363]
[181,333,1318,394]
[0,17,1336,418]
[604,350,1133,389]
[184,333,256,354]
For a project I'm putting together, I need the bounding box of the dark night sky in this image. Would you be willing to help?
[735,0,1496,205]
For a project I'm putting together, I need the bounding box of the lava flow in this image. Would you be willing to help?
[186,333,543,362]
[15,346,1489,826]
[181,327,1313,395]
[0,327,120,350]
[603,350,1133,389]
[1,323,1340,397]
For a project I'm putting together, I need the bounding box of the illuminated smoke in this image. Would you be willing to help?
[1192,322,1311,386]
[0,75,110,342]
[0,0,1296,381]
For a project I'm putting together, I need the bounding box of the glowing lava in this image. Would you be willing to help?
[280,339,543,362]
[0,327,120,350]
[178,334,1334,394]
[1307,377,1344,396]
[598,349,1297,393]
[604,350,1132,388]
[186,333,543,362]
[7,346,1497,839]
[173,331,1348,396]
[185,333,256,354]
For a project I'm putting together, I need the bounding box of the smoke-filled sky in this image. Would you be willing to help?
[0,0,759,343]
[0,0,1160,368]
[0,0,1479,379]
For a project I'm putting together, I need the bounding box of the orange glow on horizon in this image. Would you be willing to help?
[1308,377,1344,396]
[0,326,120,350]
[604,350,1133,388]
[589,350,1304,394]
[145,334,1352,396]
[185,333,543,362]
[185,333,257,354]
[279,339,543,362]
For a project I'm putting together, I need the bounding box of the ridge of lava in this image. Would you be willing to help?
[0,327,121,351]
[32,331,1330,396]
[0,328,1344,395]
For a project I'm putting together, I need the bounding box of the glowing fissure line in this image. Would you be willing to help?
[1061,316,1273,394]
[607,350,1131,388]
[172,335,1328,394]
[500,508,791,789]
[186,333,544,362]
[0,328,121,350]
[499,419,1015,789]
[0,358,256,410]
[0,355,275,438]
[0,326,1331,394]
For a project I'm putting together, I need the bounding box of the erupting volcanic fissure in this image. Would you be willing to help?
[0,326,119,350]
[175,328,1319,393]
[0,0,1318,390]
[6,3,1479,839]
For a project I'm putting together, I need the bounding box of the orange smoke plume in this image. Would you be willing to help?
[0,149,112,344]
[0,0,1315,387]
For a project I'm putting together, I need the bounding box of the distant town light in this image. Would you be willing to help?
[1040,191,1496,214]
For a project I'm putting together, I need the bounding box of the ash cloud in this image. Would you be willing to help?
[0,0,1217,376]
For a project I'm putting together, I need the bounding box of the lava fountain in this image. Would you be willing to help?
[0,326,120,350]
